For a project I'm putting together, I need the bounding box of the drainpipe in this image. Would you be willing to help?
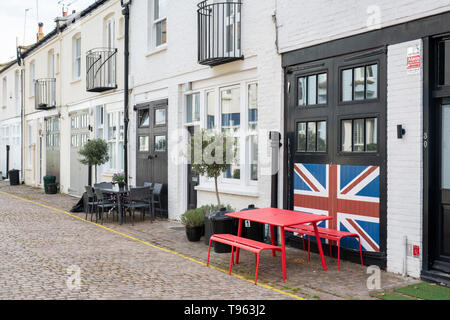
[17,45,24,183]
[403,235,408,277]
[269,131,282,244]
[121,0,132,184]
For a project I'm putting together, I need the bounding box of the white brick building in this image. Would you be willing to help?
[1,0,449,284]
[277,1,450,282]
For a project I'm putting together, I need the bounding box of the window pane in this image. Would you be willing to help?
[442,105,450,189]
[307,75,317,105]
[366,64,378,99]
[139,109,150,127]
[298,77,306,106]
[353,119,365,151]
[342,69,353,102]
[139,136,149,152]
[154,0,166,20]
[108,113,116,140]
[249,135,258,181]
[354,67,365,101]
[224,137,240,180]
[439,41,450,86]
[186,93,200,123]
[317,73,327,104]
[155,108,166,125]
[206,92,215,129]
[221,88,240,133]
[297,122,306,151]
[307,122,316,152]
[154,135,166,152]
[317,121,327,152]
[341,120,352,152]
[248,83,258,131]
[156,20,167,46]
[366,118,377,152]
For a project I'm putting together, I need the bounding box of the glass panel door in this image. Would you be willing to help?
[441,104,450,257]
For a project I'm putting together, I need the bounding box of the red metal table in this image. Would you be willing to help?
[226,208,332,282]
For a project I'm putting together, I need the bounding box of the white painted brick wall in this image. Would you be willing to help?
[129,0,283,220]
[386,39,423,278]
[277,0,450,53]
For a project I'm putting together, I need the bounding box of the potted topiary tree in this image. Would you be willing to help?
[78,138,110,185]
[187,129,236,207]
[181,207,206,241]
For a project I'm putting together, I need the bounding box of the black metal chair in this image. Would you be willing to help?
[94,188,118,224]
[84,186,98,221]
[123,186,153,225]
[94,182,115,202]
[144,182,153,188]
[152,183,164,216]
[94,182,113,189]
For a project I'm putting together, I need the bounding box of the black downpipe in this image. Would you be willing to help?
[269,131,282,245]
[121,1,132,184]
[6,145,10,179]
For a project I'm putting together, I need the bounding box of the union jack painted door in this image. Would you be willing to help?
[293,163,380,252]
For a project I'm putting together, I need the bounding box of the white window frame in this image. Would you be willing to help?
[103,110,124,172]
[14,70,20,112]
[73,35,81,80]
[186,81,259,191]
[148,0,167,51]
[2,77,7,108]
[30,61,35,97]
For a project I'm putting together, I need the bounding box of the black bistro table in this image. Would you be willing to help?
[95,185,130,225]
[96,185,154,225]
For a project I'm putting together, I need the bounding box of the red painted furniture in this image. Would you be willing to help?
[285,224,363,270]
[207,234,281,284]
[225,208,332,282]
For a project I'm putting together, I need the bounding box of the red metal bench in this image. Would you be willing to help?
[207,234,281,284]
[285,224,363,270]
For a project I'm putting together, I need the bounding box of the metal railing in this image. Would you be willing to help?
[35,78,56,110]
[198,1,243,66]
[86,47,117,92]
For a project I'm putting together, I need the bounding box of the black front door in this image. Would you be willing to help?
[433,100,450,270]
[136,99,168,211]
[187,126,199,210]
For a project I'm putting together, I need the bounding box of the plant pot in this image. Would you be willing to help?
[186,225,203,242]
[118,182,125,190]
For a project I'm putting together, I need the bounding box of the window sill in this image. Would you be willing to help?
[195,183,259,198]
[71,78,81,85]
[145,44,167,57]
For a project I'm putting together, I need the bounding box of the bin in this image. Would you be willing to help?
[47,183,58,194]
[8,169,20,186]
[43,175,56,194]
[210,207,236,253]
[240,205,265,242]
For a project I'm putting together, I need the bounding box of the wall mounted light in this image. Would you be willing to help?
[397,124,406,139]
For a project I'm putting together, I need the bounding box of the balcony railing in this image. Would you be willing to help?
[35,78,56,110]
[198,1,243,66]
[86,47,117,92]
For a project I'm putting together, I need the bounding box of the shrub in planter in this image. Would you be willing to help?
[181,208,206,242]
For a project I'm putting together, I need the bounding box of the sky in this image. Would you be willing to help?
[0,0,97,64]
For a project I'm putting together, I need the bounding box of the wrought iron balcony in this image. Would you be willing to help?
[86,47,117,92]
[197,1,243,66]
[35,78,56,110]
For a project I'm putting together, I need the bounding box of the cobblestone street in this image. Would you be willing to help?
[0,182,419,300]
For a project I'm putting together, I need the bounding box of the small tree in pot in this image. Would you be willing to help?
[187,129,236,207]
[78,139,110,184]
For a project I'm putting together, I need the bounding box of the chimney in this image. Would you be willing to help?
[63,6,68,17]
[37,22,44,42]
